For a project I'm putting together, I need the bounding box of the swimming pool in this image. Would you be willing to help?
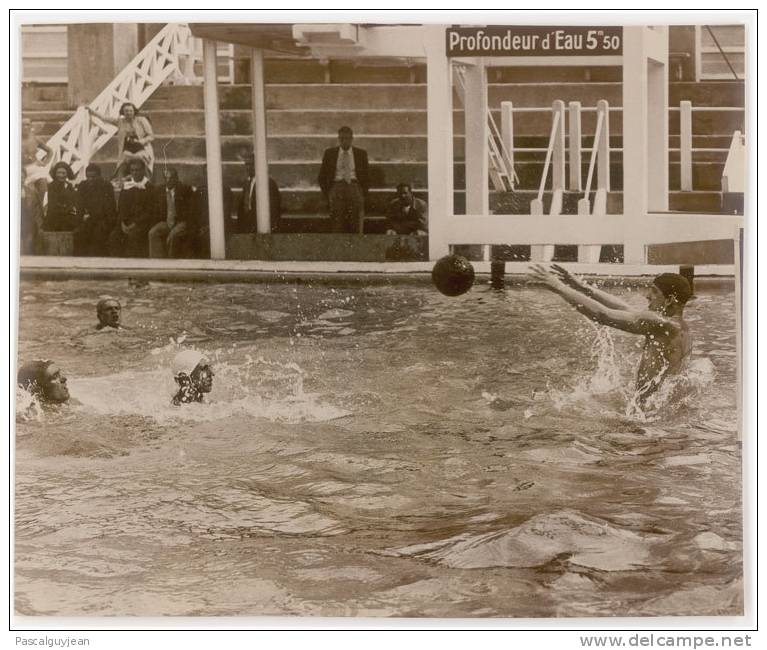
[14,277,741,617]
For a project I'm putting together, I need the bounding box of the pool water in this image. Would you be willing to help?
[14,278,742,617]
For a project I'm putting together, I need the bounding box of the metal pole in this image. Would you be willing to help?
[202,39,226,259]
[568,101,582,192]
[250,48,271,234]
[680,100,693,191]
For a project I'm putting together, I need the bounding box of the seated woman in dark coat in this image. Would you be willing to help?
[74,163,117,257]
[43,161,80,232]
[109,159,154,257]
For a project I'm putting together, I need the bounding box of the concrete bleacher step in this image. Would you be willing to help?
[88,155,727,194]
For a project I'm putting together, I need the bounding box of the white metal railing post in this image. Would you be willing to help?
[426,26,453,260]
[680,100,693,191]
[501,101,515,179]
[577,100,610,264]
[596,99,610,196]
[530,101,564,262]
[551,99,566,209]
[568,101,582,191]
[250,48,271,234]
[203,39,226,259]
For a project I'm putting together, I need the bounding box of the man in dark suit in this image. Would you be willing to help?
[148,167,197,258]
[74,163,116,257]
[317,126,369,233]
[236,153,281,233]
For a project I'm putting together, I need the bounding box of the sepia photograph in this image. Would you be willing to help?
[12,10,750,626]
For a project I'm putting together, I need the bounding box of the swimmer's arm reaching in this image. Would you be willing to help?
[551,264,633,311]
[529,265,673,336]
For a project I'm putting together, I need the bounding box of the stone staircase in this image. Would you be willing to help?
[22,61,745,234]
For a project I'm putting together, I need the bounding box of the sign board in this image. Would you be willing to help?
[446,26,623,57]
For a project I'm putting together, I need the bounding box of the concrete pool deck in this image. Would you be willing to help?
[19,255,736,285]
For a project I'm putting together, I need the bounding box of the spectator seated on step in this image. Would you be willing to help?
[385,183,428,236]
[74,163,116,257]
[148,167,197,259]
[108,159,154,258]
[43,162,81,233]
[318,126,369,233]
[236,152,281,233]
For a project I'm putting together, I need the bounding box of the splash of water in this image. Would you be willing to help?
[545,326,716,423]
[15,387,44,423]
[70,354,349,424]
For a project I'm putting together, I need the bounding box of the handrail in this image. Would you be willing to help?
[44,23,201,177]
[536,110,560,202]
[721,130,745,193]
[453,64,517,192]
[582,110,604,201]
[705,25,740,81]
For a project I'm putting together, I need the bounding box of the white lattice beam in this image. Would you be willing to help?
[43,23,201,176]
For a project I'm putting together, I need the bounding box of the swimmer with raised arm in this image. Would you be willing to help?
[528,264,692,404]
[171,350,215,406]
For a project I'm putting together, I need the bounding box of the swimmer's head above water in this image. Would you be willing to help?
[171,350,215,405]
[648,273,692,316]
[17,360,70,404]
[96,297,122,329]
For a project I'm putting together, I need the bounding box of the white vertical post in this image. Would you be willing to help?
[568,101,582,192]
[426,26,453,260]
[203,39,226,259]
[464,61,488,215]
[647,44,669,211]
[552,99,566,199]
[680,100,693,191]
[250,48,271,234]
[597,99,610,193]
[463,61,489,260]
[501,101,515,178]
[622,26,669,265]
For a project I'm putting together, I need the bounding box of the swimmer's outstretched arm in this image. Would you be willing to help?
[551,264,632,311]
[529,265,671,336]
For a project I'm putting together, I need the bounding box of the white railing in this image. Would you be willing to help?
[44,23,201,177]
[453,65,517,192]
[578,99,611,216]
[576,100,610,263]
[674,101,744,191]
[722,130,745,193]
[530,100,566,217]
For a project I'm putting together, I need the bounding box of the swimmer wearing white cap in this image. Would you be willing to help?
[171,350,214,405]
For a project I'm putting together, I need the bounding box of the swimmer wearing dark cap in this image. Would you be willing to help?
[171,350,215,405]
[96,297,123,330]
[529,264,692,404]
[17,360,70,404]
